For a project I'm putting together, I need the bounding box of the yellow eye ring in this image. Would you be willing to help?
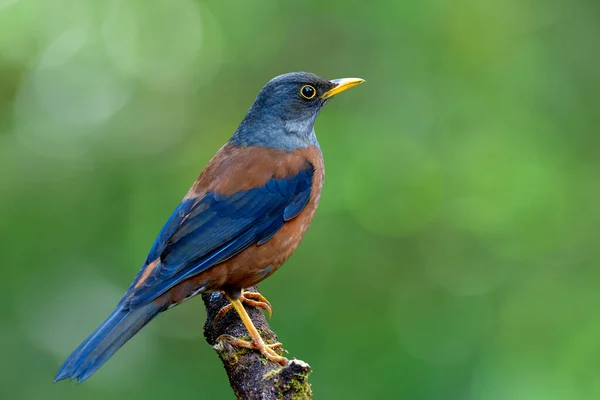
[300,85,316,100]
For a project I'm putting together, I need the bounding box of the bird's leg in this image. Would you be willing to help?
[213,290,272,327]
[216,295,288,366]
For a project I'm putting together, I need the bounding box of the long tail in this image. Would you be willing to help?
[54,301,163,383]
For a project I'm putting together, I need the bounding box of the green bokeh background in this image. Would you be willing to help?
[2,0,600,399]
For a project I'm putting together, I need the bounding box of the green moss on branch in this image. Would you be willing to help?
[202,287,312,399]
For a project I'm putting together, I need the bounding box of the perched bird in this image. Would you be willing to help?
[54,72,364,383]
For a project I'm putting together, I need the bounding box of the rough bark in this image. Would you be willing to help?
[202,287,312,399]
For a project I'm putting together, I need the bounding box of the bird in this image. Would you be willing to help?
[54,72,364,383]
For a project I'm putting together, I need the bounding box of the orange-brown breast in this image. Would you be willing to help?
[169,144,324,302]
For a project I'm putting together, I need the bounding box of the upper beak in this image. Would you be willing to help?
[321,77,365,100]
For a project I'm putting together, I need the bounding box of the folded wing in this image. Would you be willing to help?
[124,165,314,308]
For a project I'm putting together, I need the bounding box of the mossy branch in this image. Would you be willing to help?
[202,287,312,399]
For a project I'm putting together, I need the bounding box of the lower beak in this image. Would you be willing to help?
[321,77,365,99]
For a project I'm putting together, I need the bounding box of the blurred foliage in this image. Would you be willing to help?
[1,0,600,399]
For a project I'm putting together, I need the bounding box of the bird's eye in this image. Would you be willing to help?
[300,85,316,100]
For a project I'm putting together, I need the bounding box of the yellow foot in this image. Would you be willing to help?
[217,334,288,366]
[213,291,272,327]
[216,294,289,366]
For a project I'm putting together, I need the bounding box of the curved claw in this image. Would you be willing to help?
[216,335,288,366]
[214,294,288,366]
[242,292,273,317]
[213,303,234,327]
[213,290,273,327]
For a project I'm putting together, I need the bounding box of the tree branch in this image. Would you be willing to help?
[202,287,312,399]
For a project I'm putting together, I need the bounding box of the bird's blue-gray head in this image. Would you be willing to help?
[231,72,364,151]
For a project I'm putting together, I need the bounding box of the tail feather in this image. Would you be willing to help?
[54,302,163,383]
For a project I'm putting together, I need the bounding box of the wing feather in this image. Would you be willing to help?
[124,165,314,308]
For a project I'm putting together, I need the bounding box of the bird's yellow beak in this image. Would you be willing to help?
[321,77,365,100]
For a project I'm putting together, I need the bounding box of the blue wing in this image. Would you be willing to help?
[124,166,314,308]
